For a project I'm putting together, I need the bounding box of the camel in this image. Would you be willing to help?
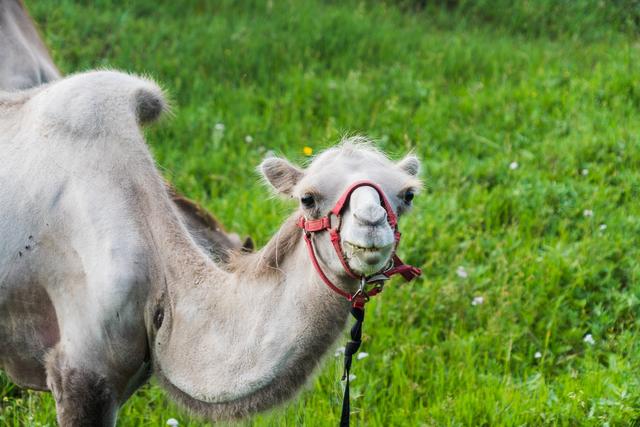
[0,0,251,262]
[0,70,422,425]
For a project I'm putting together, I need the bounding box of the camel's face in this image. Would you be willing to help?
[261,138,421,278]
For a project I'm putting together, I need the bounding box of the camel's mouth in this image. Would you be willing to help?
[343,240,393,274]
[343,241,392,252]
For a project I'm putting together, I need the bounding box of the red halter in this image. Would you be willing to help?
[296,180,422,308]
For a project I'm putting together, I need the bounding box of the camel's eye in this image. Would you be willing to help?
[300,193,315,208]
[403,189,415,204]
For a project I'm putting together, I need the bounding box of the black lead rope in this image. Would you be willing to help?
[340,305,365,427]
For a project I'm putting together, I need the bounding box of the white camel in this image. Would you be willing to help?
[0,70,422,426]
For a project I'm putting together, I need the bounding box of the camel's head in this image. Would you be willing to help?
[260,137,421,282]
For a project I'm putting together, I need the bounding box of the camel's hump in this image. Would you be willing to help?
[26,70,167,137]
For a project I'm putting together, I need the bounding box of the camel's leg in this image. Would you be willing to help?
[45,349,118,427]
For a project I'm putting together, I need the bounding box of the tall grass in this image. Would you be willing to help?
[1,1,640,425]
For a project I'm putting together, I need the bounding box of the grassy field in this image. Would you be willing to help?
[2,0,640,425]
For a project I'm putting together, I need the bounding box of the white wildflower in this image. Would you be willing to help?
[244,135,253,143]
[583,334,595,345]
[348,374,357,381]
[166,418,179,427]
[334,347,345,357]
[581,168,589,176]
[456,266,468,278]
[534,351,542,359]
[583,209,593,218]
[214,123,225,131]
[471,296,484,306]
[599,224,607,231]
[509,161,519,170]
[357,352,369,360]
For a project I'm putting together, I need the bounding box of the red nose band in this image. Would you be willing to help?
[297,180,422,308]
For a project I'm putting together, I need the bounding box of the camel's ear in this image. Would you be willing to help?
[260,157,304,196]
[397,154,421,176]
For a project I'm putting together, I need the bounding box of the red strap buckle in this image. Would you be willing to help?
[297,216,331,232]
[349,293,368,309]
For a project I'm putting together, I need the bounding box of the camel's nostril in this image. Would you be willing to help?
[154,308,164,329]
[353,206,387,227]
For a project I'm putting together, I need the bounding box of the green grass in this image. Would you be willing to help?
[2,0,640,425]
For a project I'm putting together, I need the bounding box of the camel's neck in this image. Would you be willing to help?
[150,211,354,419]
